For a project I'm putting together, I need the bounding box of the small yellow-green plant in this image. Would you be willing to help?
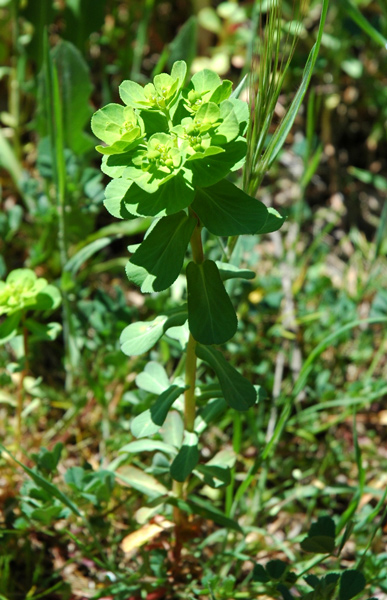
[0,268,61,452]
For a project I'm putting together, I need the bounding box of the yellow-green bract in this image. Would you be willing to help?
[0,269,61,316]
[91,60,249,215]
[92,61,284,300]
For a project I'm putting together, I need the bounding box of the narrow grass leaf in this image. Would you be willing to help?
[230,74,248,99]
[0,129,24,196]
[167,16,198,72]
[342,0,387,48]
[50,41,94,154]
[0,443,82,517]
[262,0,329,173]
[64,238,111,275]
[337,520,355,556]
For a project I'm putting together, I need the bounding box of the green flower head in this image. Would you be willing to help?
[119,61,187,112]
[122,133,186,193]
[91,104,144,156]
[92,60,249,218]
[0,269,61,317]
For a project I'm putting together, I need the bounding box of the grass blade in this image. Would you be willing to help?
[262,0,329,173]
[0,443,82,517]
[342,0,387,48]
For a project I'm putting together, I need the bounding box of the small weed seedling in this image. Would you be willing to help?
[0,269,61,453]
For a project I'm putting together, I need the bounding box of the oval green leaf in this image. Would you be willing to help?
[115,465,168,498]
[119,439,177,456]
[170,431,199,482]
[186,259,237,345]
[188,139,247,187]
[195,344,256,411]
[135,362,170,395]
[300,535,336,554]
[128,211,196,292]
[120,309,188,356]
[131,384,185,438]
[191,179,268,236]
[124,172,195,217]
[104,178,136,219]
[256,206,285,234]
[339,570,366,600]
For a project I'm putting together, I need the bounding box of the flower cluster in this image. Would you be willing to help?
[91,61,248,217]
[0,269,61,317]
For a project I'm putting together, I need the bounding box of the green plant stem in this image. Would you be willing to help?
[130,0,155,81]
[227,235,238,259]
[16,316,28,457]
[184,333,197,433]
[46,47,78,391]
[189,212,204,264]
[182,215,203,437]
[10,0,21,160]
[173,214,203,557]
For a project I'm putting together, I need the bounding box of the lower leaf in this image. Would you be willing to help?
[196,344,257,411]
[170,431,199,482]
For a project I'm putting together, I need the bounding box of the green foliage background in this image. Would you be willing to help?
[0,1,387,599]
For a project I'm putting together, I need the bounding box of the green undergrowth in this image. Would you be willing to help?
[1,1,387,599]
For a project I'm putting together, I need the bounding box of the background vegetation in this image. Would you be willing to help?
[1,0,387,599]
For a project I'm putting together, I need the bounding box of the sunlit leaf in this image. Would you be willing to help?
[120,308,188,356]
[135,362,170,395]
[115,465,168,498]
